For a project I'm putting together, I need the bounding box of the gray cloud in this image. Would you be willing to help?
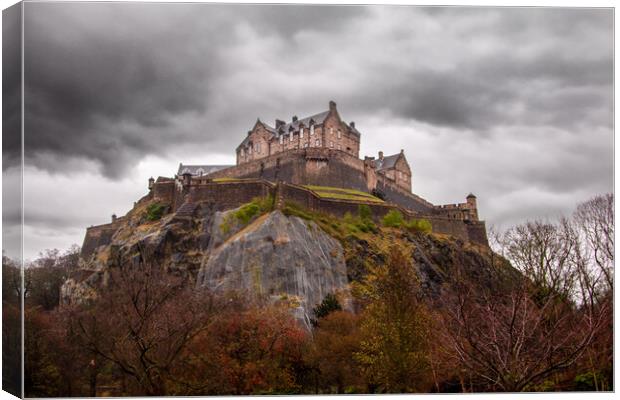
[7,3,613,259]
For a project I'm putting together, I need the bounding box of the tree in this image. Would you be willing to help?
[311,293,342,325]
[306,311,362,393]
[353,245,433,393]
[68,261,216,396]
[439,275,606,392]
[179,306,309,395]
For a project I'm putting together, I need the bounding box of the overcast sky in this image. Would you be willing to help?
[2,3,613,260]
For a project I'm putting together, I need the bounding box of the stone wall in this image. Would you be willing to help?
[187,180,275,211]
[81,218,126,259]
[204,148,436,214]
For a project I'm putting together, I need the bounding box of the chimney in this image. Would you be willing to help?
[148,176,155,190]
[400,149,404,154]
[275,119,285,128]
[292,115,298,122]
[329,100,337,111]
[247,131,252,136]
[112,214,117,223]
[350,121,355,128]
[378,151,384,160]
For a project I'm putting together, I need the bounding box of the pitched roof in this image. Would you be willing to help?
[375,153,401,171]
[177,164,232,176]
[275,110,330,136]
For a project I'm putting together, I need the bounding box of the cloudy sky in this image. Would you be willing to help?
[2,2,613,260]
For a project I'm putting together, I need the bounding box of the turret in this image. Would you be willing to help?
[466,193,478,221]
[148,176,155,190]
[111,214,117,223]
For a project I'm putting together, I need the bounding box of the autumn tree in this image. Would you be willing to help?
[179,305,309,395]
[306,311,362,394]
[353,245,433,393]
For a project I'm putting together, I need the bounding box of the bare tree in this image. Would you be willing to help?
[440,275,607,392]
[67,261,217,395]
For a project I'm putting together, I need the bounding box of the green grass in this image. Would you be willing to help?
[219,195,275,234]
[212,177,251,183]
[303,185,384,203]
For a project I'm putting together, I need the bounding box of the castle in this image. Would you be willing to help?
[82,101,488,258]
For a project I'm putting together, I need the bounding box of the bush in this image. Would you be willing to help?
[382,210,404,227]
[312,293,343,326]
[234,202,261,225]
[404,218,432,233]
[146,203,166,221]
[358,204,372,221]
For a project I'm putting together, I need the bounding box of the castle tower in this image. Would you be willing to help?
[466,193,478,221]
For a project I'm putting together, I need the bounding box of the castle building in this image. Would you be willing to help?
[236,101,361,165]
[182,101,413,194]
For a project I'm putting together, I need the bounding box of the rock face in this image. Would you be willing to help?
[197,211,350,326]
[63,197,516,328]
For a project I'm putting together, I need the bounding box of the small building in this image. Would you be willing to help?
[374,150,412,192]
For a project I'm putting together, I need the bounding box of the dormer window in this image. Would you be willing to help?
[310,125,315,136]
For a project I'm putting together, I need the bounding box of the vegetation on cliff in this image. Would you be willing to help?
[5,194,613,395]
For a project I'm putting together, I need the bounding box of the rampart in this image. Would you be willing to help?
[203,148,436,214]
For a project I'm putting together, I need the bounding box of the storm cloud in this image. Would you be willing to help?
[5,3,614,259]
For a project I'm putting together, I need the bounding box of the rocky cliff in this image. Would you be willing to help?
[62,196,517,324]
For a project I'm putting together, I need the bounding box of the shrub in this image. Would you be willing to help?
[312,293,343,326]
[404,218,432,233]
[382,210,404,228]
[146,203,166,221]
[234,203,261,225]
[358,204,372,221]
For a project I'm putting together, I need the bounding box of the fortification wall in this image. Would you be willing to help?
[208,148,371,192]
[81,218,126,259]
[279,183,487,246]
[375,175,435,213]
[205,149,436,213]
[187,180,275,211]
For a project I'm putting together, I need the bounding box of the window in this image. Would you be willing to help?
[337,144,341,150]
[290,133,294,142]
[300,128,304,138]
[329,127,333,135]
[310,125,315,136]
[240,148,244,156]
[304,142,309,148]
[337,130,341,139]
[279,136,284,144]
[330,141,334,148]
[315,139,320,147]
[256,143,261,153]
